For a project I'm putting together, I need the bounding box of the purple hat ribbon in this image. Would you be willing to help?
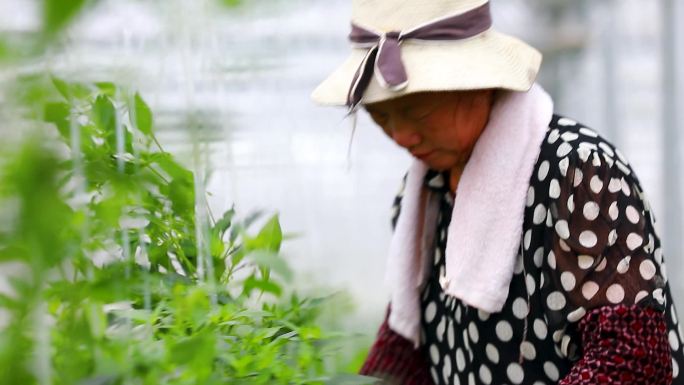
[347,2,492,109]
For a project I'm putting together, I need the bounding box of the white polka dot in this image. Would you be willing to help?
[561,132,579,141]
[486,343,499,364]
[573,168,583,187]
[616,148,628,164]
[561,335,573,357]
[603,153,615,167]
[436,316,446,342]
[533,319,548,339]
[567,307,587,323]
[608,177,622,192]
[468,373,475,385]
[645,234,655,253]
[654,288,666,304]
[430,367,438,383]
[608,201,619,220]
[456,348,465,372]
[672,305,678,325]
[595,256,607,271]
[425,301,437,322]
[673,357,679,378]
[544,361,560,381]
[513,256,525,277]
[626,205,640,224]
[468,322,479,343]
[559,239,571,252]
[578,255,594,269]
[582,201,600,221]
[447,320,455,348]
[590,175,604,193]
[621,178,632,195]
[670,330,680,351]
[635,290,648,303]
[512,297,528,319]
[582,281,599,300]
[627,233,643,250]
[477,309,490,321]
[553,330,564,343]
[559,157,569,177]
[567,194,575,213]
[549,179,560,199]
[526,186,535,207]
[655,248,663,264]
[579,231,598,248]
[442,358,452,382]
[608,229,618,246]
[555,220,570,239]
[506,362,525,384]
[558,117,577,126]
[599,142,615,157]
[526,274,536,295]
[547,250,556,269]
[548,129,560,143]
[496,320,513,342]
[524,229,532,250]
[533,203,547,224]
[560,271,576,291]
[606,284,625,303]
[640,260,657,280]
[557,142,572,158]
[579,127,598,137]
[479,364,492,385]
[429,344,440,363]
[520,341,536,360]
[538,160,550,181]
[546,291,567,311]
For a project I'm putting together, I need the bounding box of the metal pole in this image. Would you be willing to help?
[601,0,619,145]
[661,0,682,297]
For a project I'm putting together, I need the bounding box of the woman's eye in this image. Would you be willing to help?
[406,107,433,120]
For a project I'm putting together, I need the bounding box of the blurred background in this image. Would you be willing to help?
[1,0,682,343]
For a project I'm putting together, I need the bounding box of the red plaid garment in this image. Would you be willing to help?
[360,304,672,385]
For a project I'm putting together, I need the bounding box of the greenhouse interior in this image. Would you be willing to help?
[0,0,682,384]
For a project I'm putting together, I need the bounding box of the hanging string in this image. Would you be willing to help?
[345,110,358,171]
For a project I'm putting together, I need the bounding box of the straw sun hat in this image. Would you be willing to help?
[311,0,542,109]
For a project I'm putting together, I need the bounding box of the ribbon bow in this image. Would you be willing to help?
[347,2,492,109]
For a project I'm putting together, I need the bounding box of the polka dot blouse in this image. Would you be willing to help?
[362,115,684,385]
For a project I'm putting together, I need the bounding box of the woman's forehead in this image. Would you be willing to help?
[365,90,483,110]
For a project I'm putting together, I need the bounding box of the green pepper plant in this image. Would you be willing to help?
[0,77,376,385]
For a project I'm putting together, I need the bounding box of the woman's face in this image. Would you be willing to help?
[365,89,494,171]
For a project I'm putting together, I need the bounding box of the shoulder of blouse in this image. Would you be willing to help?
[537,114,644,187]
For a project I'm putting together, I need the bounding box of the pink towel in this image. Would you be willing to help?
[386,84,554,346]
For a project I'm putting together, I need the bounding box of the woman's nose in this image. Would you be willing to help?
[388,119,421,148]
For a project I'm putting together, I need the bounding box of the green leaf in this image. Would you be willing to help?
[94,82,117,96]
[43,102,70,138]
[92,95,116,134]
[253,214,282,252]
[245,251,292,282]
[212,207,235,238]
[242,275,282,297]
[42,0,88,37]
[132,92,153,136]
[51,76,71,100]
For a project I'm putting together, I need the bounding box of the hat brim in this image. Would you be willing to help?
[311,29,542,106]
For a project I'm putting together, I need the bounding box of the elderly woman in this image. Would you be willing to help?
[312,0,684,384]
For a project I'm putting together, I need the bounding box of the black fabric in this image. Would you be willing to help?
[387,115,684,384]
